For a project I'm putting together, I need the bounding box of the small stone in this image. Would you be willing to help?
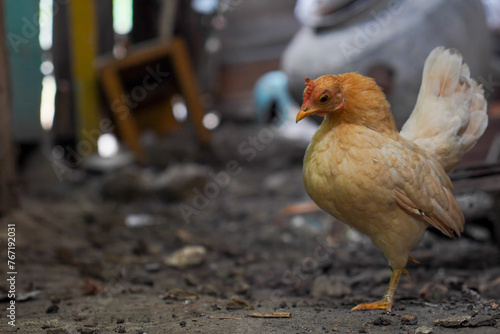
[161,289,198,301]
[419,283,448,302]
[226,296,254,310]
[373,316,392,326]
[415,326,433,334]
[116,318,125,324]
[46,304,59,314]
[144,263,161,272]
[359,327,368,333]
[164,245,207,269]
[401,314,418,325]
[179,321,187,328]
[434,315,471,327]
[467,316,497,327]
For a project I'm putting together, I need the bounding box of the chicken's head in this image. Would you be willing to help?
[296,76,345,122]
[296,73,397,135]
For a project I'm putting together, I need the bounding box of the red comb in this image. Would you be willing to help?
[303,77,316,104]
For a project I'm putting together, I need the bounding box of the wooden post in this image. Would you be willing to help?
[95,0,114,55]
[52,0,75,147]
[69,0,100,151]
[0,0,18,214]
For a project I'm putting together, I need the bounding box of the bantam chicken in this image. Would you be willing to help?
[296,47,488,312]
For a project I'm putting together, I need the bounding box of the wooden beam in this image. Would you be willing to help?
[69,0,100,151]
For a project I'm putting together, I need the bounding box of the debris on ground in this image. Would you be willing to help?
[246,312,291,318]
[226,296,254,310]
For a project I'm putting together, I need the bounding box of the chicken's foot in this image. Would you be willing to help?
[351,268,404,312]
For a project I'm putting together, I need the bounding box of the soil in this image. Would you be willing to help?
[1,123,500,334]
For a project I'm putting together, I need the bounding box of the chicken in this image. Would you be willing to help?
[295,47,488,312]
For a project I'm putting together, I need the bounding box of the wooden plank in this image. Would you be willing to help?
[171,38,210,145]
[69,0,100,151]
[97,37,210,162]
[100,65,144,162]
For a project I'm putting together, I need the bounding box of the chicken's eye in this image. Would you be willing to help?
[319,94,330,103]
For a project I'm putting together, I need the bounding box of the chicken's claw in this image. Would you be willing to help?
[351,300,394,312]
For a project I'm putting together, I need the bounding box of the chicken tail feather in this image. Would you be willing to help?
[400,47,488,172]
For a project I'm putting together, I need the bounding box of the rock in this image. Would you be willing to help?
[161,289,198,301]
[467,316,497,327]
[373,316,392,326]
[144,262,161,272]
[311,275,351,299]
[401,314,418,325]
[419,283,448,302]
[165,245,207,269]
[415,326,433,334]
[434,315,471,327]
[226,296,254,310]
[45,304,59,314]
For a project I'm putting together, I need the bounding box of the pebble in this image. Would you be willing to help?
[161,289,198,301]
[164,245,207,269]
[467,316,497,327]
[434,315,471,327]
[373,316,392,326]
[401,314,418,325]
[45,304,59,314]
[415,326,433,334]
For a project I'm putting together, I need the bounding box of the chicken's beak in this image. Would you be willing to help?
[296,107,317,123]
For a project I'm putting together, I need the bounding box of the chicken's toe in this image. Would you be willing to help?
[351,300,394,312]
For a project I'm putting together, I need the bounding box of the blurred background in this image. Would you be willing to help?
[1,0,500,332]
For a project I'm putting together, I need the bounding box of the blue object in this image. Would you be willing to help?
[191,0,219,14]
[254,71,295,126]
[5,0,43,142]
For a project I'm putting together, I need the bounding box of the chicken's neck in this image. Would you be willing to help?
[322,101,399,139]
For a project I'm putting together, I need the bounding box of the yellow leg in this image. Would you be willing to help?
[351,268,404,312]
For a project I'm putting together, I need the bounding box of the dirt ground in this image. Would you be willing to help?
[1,123,500,334]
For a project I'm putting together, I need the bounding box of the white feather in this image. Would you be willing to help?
[400,47,488,172]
